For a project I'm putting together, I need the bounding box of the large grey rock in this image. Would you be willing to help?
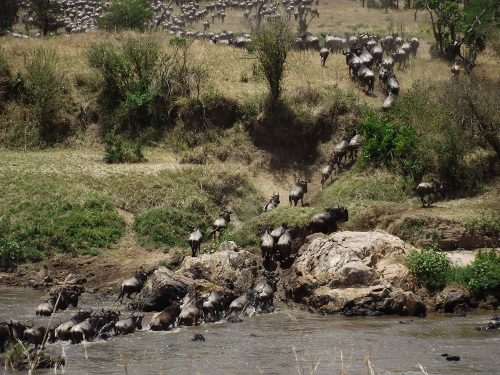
[137,267,195,312]
[287,231,425,316]
[180,249,261,291]
[436,288,471,313]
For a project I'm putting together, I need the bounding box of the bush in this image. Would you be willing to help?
[87,38,198,140]
[24,47,66,144]
[358,111,425,182]
[104,128,146,164]
[406,244,452,291]
[0,240,24,271]
[98,0,154,32]
[0,0,19,30]
[452,250,500,294]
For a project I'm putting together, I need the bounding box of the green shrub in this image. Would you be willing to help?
[453,250,500,294]
[358,111,425,182]
[104,128,146,164]
[406,244,452,291]
[0,239,24,271]
[87,38,195,140]
[98,0,154,32]
[24,47,66,144]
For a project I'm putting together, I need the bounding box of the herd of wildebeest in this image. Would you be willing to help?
[1,0,458,363]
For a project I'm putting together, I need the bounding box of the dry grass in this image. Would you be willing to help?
[2,0,497,113]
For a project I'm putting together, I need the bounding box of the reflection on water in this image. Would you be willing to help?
[1,289,498,374]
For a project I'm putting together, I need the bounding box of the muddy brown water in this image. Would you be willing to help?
[1,289,499,375]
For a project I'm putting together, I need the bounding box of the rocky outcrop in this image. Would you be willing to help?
[286,231,426,316]
[435,288,471,313]
[137,267,195,312]
[137,245,263,312]
[179,249,261,291]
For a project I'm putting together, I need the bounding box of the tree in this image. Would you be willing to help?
[0,0,19,31]
[251,19,293,112]
[98,0,154,32]
[423,0,497,73]
[30,0,64,36]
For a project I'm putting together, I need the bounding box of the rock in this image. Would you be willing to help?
[286,231,425,316]
[137,267,195,312]
[436,288,470,313]
[180,250,260,291]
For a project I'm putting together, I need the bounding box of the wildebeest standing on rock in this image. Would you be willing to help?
[210,210,233,239]
[416,181,446,207]
[260,226,275,263]
[309,206,349,234]
[188,227,203,257]
[115,271,148,304]
[289,180,309,207]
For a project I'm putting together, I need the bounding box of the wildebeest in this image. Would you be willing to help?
[149,302,181,331]
[319,47,329,67]
[390,48,407,70]
[260,226,275,262]
[264,193,280,212]
[54,309,92,341]
[188,227,203,257]
[0,322,13,353]
[289,180,310,207]
[451,63,460,79]
[210,210,233,239]
[382,91,396,112]
[416,181,446,207]
[309,206,349,234]
[381,55,395,72]
[270,223,287,245]
[347,133,362,160]
[354,65,375,94]
[177,295,203,326]
[225,292,260,319]
[380,69,400,96]
[254,272,279,313]
[114,312,145,335]
[298,34,320,50]
[276,227,293,261]
[36,296,57,316]
[332,137,351,168]
[320,160,335,190]
[0,321,29,353]
[409,37,419,57]
[23,325,56,349]
[202,290,224,322]
[342,50,363,76]
[115,271,148,304]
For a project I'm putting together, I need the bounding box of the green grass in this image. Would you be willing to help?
[0,173,125,259]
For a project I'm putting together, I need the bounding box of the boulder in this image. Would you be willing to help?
[180,249,261,291]
[287,231,425,316]
[435,288,471,313]
[137,267,195,312]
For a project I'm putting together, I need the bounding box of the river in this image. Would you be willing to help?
[1,288,498,375]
